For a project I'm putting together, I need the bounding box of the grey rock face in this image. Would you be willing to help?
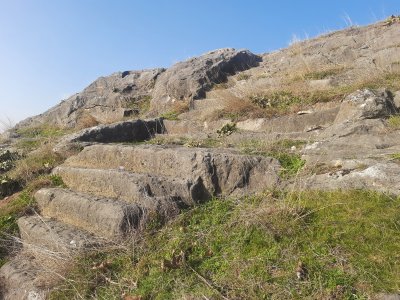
[17,69,165,128]
[151,48,261,112]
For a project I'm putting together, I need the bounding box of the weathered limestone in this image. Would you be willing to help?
[53,166,209,205]
[18,216,100,254]
[60,144,280,196]
[35,188,146,238]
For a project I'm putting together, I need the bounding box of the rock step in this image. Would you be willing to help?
[53,166,210,205]
[0,254,47,300]
[18,215,100,254]
[192,98,224,110]
[236,107,340,133]
[60,144,280,196]
[35,188,147,238]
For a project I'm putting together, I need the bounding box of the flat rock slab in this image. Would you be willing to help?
[61,144,280,196]
[301,162,400,195]
[0,254,48,300]
[53,166,209,205]
[18,216,100,254]
[35,188,146,238]
[237,107,340,133]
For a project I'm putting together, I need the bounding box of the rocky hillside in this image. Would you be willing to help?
[12,17,400,132]
[0,17,400,300]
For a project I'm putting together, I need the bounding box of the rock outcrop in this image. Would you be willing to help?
[17,69,165,129]
[150,48,261,111]
[14,48,260,130]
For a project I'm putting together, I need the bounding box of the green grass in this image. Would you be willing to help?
[0,174,65,267]
[303,67,344,80]
[0,191,35,265]
[160,111,181,121]
[237,73,251,81]
[239,139,306,178]
[16,124,65,139]
[387,115,400,129]
[49,190,400,299]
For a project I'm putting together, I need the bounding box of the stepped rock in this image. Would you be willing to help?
[14,48,260,129]
[151,48,261,111]
[60,144,280,196]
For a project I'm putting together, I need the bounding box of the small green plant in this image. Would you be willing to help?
[160,101,190,121]
[383,15,400,26]
[387,115,400,129]
[0,150,20,173]
[237,73,251,81]
[160,111,180,121]
[239,139,306,178]
[303,67,344,80]
[276,152,306,178]
[123,95,152,116]
[217,123,237,137]
[250,91,306,111]
[16,125,65,139]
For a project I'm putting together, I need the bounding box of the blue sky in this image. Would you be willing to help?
[0,0,399,126]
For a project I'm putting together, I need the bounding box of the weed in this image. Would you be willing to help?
[239,139,306,178]
[237,73,251,81]
[147,135,222,149]
[216,123,237,137]
[0,150,20,173]
[160,101,190,121]
[387,115,400,129]
[123,95,152,116]
[303,67,344,80]
[389,153,400,161]
[16,125,65,139]
[250,91,305,111]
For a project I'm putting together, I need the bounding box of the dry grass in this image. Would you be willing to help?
[76,112,99,130]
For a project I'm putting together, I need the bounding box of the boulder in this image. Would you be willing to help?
[53,118,164,153]
[150,48,261,112]
[334,89,397,124]
[393,90,400,110]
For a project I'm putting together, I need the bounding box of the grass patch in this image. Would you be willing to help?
[387,115,400,129]
[49,190,400,299]
[239,139,306,178]
[0,174,65,267]
[123,95,152,117]
[147,135,222,149]
[16,124,65,139]
[237,73,251,81]
[160,101,190,121]
[301,67,345,80]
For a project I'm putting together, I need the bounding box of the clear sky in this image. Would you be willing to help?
[0,0,399,128]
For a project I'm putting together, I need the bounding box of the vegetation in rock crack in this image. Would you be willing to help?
[160,101,190,120]
[239,139,306,178]
[217,123,237,137]
[49,190,400,300]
